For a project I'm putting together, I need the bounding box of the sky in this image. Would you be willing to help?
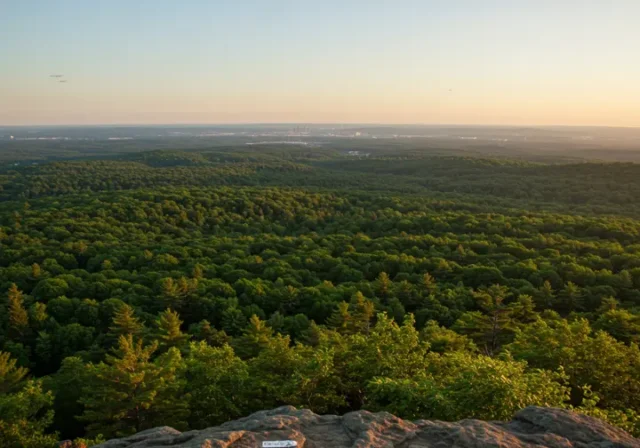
[1,0,639,126]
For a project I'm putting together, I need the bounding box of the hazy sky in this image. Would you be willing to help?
[2,1,639,126]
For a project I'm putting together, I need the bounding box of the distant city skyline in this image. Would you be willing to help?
[2,1,639,127]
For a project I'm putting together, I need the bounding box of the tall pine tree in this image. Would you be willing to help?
[327,301,352,334]
[453,285,518,356]
[0,351,57,448]
[7,284,29,340]
[233,315,274,359]
[109,304,143,339]
[80,335,188,438]
[156,309,190,351]
[350,292,375,334]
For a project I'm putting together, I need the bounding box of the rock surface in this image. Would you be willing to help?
[93,406,639,448]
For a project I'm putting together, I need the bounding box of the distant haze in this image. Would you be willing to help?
[1,1,639,127]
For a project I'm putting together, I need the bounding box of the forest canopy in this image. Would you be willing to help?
[1,139,640,446]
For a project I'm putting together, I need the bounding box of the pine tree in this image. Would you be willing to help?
[232,315,274,359]
[7,284,29,340]
[512,294,537,323]
[177,277,189,296]
[598,296,619,313]
[109,304,143,338]
[279,285,299,313]
[191,264,204,280]
[453,285,518,356]
[0,351,57,448]
[161,277,176,295]
[536,280,555,309]
[326,301,352,334]
[156,309,190,351]
[350,292,375,334]
[0,351,28,394]
[31,263,41,279]
[422,272,437,294]
[376,272,392,299]
[556,281,582,315]
[300,321,324,347]
[80,335,188,438]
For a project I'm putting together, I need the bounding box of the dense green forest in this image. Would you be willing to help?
[1,139,640,446]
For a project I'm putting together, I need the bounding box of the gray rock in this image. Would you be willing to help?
[93,406,639,448]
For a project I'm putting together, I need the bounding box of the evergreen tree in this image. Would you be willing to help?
[453,285,518,355]
[326,301,351,334]
[31,263,41,279]
[80,335,188,438]
[0,351,28,393]
[279,285,299,314]
[422,272,437,294]
[376,272,392,299]
[536,280,555,309]
[7,284,29,340]
[191,264,204,280]
[233,315,274,359]
[109,304,143,339]
[598,296,619,313]
[350,292,375,334]
[156,309,190,351]
[512,294,538,324]
[0,352,57,448]
[28,303,48,332]
[300,321,324,347]
[177,277,189,297]
[556,282,582,315]
[160,278,178,308]
[396,280,415,307]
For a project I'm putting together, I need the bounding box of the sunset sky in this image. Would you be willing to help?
[2,0,639,126]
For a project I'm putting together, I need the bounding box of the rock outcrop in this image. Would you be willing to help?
[93,406,639,448]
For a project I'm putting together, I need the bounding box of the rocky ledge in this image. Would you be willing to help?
[94,406,639,448]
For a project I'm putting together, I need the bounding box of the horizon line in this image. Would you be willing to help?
[2,122,639,129]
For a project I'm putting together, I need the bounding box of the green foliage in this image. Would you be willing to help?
[453,285,519,355]
[109,304,144,339]
[0,146,639,439]
[574,386,640,437]
[156,309,190,352]
[232,315,274,359]
[0,351,57,448]
[367,352,569,421]
[507,318,640,410]
[420,320,477,353]
[7,285,29,340]
[46,356,90,439]
[184,342,249,428]
[79,336,188,438]
[593,309,640,344]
